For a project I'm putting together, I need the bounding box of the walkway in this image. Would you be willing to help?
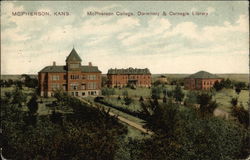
[78,98,153,135]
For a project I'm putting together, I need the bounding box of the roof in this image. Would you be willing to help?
[187,71,221,79]
[39,65,101,73]
[66,48,82,62]
[107,67,151,75]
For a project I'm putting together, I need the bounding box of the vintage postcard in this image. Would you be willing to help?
[1,1,249,159]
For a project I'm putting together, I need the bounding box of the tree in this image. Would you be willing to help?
[167,90,173,98]
[173,85,184,103]
[124,96,133,106]
[101,76,108,87]
[21,74,38,88]
[151,86,162,99]
[163,88,167,96]
[231,104,249,128]
[184,91,198,107]
[139,96,144,103]
[12,87,26,106]
[117,95,121,101]
[163,96,167,103]
[231,97,238,107]
[101,88,115,97]
[131,100,249,160]
[235,87,241,95]
[213,80,223,91]
[197,93,218,116]
[2,90,128,159]
[27,95,38,115]
[223,78,233,88]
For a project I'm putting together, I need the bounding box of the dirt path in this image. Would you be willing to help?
[78,98,153,135]
[214,108,231,119]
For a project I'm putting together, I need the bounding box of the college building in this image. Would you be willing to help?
[107,67,151,88]
[38,48,102,97]
[184,71,223,90]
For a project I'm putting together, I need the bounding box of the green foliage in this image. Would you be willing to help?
[133,101,250,160]
[234,82,246,95]
[122,89,129,97]
[151,86,162,99]
[117,95,121,101]
[163,96,167,103]
[139,96,144,102]
[21,74,38,88]
[214,80,224,91]
[124,96,133,106]
[2,89,128,159]
[230,97,238,107]
[173,85,184,103]
[214,79,234,91]
[197,92,218,116]
[167,90,173,98]
[231,104,249,128]
[27,95,38,115]
[184,91,198,106]
[102,87,116,96]
[12,87,26,106]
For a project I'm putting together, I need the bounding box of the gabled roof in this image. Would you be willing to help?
[107,67,151,75]
[66,48,82,62]
[187,71,220,79]
[39,66,66,73]
[39,65,101,73]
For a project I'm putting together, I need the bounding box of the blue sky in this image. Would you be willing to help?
[1,1,249,74]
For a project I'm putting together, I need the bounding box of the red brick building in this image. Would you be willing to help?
[184,71,223,90]
[107,68,151,88]
[38,48,102,97]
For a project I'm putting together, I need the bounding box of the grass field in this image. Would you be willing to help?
[104,86,249,113]
[214,89,249,112]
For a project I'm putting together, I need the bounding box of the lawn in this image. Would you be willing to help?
[103,86,249,113]
[214,89,249,112]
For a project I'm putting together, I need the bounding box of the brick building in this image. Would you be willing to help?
[38,48,102,97]
[184,71,222,90]
[107,68,151,88]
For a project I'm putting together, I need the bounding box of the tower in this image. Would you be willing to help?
[66,48,82,71]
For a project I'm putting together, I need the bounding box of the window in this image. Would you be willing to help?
[82,92,85,96]
[52,83,60,90]
[87,75,97,80]
[82,75,86,79]
[70,63,80,68]
[81,84,86,90]
[72,92,74,96]
[87,82,97,89]
[75,92,78,96]
[70,83,78,90]
[52,75,59,81]
[70,75,80,80]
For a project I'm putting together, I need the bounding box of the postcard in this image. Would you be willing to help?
[1,1,249,159]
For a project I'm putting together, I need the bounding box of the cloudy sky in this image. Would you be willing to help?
[1,1,249,74]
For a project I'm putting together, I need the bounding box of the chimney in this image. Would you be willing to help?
[88,62,92,66]
[53,61,56,66]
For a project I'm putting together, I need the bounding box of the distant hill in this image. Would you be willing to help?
[153,73,249,83]
[1,74,37,80]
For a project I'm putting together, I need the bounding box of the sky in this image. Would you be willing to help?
[1,1,249,74]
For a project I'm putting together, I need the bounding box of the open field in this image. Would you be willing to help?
[214,89,249,112]
[103,86,249,113]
